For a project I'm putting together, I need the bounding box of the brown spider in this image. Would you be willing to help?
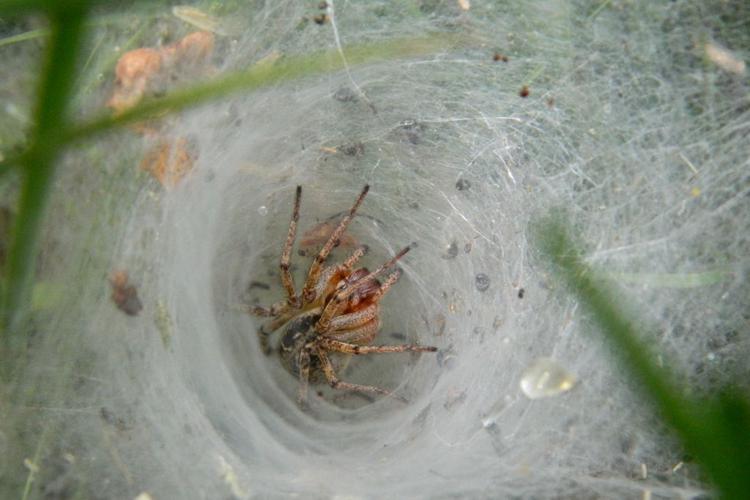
[248,185,437,406]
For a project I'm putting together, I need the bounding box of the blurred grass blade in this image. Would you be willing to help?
[0,28,48,48]
[0,160,15,179]
[65,34,455,143]
[535,216,750,499]
[1,6,88,332]
[0,0,138,16]
[605,269,732,288]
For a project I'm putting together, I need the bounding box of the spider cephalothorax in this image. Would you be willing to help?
[248,185,437,406]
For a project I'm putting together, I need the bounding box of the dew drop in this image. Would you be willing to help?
[257,205,268,216]
[520,357,576,399]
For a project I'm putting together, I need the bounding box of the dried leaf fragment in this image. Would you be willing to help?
[172,6,222,34]
[107,48,163,114]
[139,137,195,188]
[705,41,746,75]
[110,270,143,316]
[107,31,215,115]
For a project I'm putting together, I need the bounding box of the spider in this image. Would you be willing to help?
[248,185,437,406]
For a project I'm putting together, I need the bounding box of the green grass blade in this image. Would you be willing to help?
[0,0,136,16]
[0,160,15,178]
[604,269,733,288]
[1,6,88,332]
[64,34,455,143]
[535,216,750,499]
[0,28,49,48]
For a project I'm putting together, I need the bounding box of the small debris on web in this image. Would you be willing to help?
[107,31,213,188]
[434,313,447,336]
[100,406,129,431]
[437,346,457,369]
[341,141,365,157]
[444,388,467,409]
[139,137,196,188]
[154,301,173,348]
[442,240,459,259]
[519,85,530,98]
[333,86,358,102]
[492,316,504,330]
[109,270,143,316]
[475,273,490,292]
[455,178,471,191]
[216,455,251,500]
[396,119,427,145]
[313,13,329,25]
[517,287,525,299]
[493,52,509,62]
[23,458,39,473]
[705,41,746,75]
[247,280,271,291]
[472,325,486,342]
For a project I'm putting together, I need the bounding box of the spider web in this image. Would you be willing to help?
[3,1,749,498]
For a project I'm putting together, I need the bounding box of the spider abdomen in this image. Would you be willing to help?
[279,312,320,376]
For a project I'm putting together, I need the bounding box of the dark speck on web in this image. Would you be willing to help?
[442,241,459,259]
[475,273,490,292]
[333,86,357,102]
[455,178,471,191]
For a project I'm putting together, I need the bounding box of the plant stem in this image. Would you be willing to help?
[1,6,88,332]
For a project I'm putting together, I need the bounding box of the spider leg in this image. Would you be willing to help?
[323,305,378,334]
[296,347,312,408]
[319,337,438,355]
[248,305,274,317]
[302,246,368,311]
[368,269,402,303]
[301,185,369,304]
[245,298,290,317]
[315,346,407,403]
[342,244,369,270]
[280,186,302,308]
[325,318,379,343]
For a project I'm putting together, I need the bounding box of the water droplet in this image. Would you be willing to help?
[257,205,268,216]
[520,357,576,399]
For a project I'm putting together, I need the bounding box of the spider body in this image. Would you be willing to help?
[248,185,437,406]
